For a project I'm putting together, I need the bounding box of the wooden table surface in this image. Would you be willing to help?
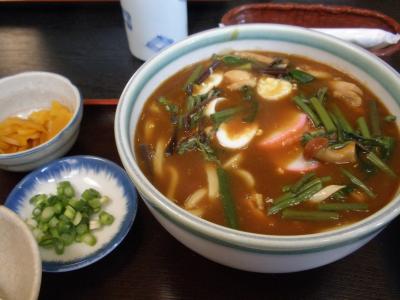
[1,1,400,299]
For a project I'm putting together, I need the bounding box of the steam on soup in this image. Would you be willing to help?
[135,51,400,235]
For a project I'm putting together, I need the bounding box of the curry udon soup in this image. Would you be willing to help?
[135,51,400,235]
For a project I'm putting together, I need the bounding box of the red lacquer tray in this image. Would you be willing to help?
[221,3,400,58]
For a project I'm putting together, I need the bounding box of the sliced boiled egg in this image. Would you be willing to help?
[216,122,258,149]
[192,72,223,96]
[204,97,227,117]
[256,77,292,101]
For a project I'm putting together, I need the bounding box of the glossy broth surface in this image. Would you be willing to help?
[135,51,400,235]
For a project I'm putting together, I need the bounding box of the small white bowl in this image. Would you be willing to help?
[0,205,41,300]
[115,24,400,273]
[0,72,83,172]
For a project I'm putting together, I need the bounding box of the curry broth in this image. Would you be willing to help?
[135,52,400,235]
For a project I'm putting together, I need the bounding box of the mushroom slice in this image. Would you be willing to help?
[216,122,258,149]
[297,65,331,79]
[257,77,293,101]
[315,141,357,164]
[192,72,223,96]
[224,70,257,91]
[329,80,363,107]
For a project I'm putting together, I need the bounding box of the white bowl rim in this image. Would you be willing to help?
[0,71,83,160]
[0,205,42,300]
[115,24,400,253]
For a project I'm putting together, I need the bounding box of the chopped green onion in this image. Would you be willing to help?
[282,209,339,221]
[310,97,336,133]
[76,223,89,235]
[72,212,82,226]
[340,168,376,198]
[27,181,115,255]
[41,206,55,221]
[81,188,101,201]
[293,96,321,127]
[48,216,59,228]
[57,181,75,197]
[318,202,369,211]
[88,197,101,209]
[99,211,115,225]
[30,194,47,206]
[356,116,371,138]
[89,220,102,230]
[99,196,110,205]
[81,233,97,246]
[217,167,239,229]
[60,233,75,246]
[64,205,76,220]
[366,151,397,178]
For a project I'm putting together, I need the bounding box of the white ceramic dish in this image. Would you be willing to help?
[115,24,400,273]
[0,71,82,171]
[0,205,41,300]
[5,155,138,272]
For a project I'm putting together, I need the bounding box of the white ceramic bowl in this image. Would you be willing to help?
[115,24,400,273]
[0,205,41,300]
[0,72,82,171]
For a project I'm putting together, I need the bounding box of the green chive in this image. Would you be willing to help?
[217,167,239,229]
[290,172,316,193]
[318,202,369,211]
[293,96,321,126]
[289,69,315,84]
[211,106,243,128]
[310,97,336,133]
[332,105,354,133]
[369,101,381,136]
[356,116,371,138]
[366,151,397,178]
[282,209,339,221]
[183,64,204,91]
[341,168,376,198]
[269,183,323,215]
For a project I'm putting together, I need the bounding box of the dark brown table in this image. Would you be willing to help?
[1,1,400,299]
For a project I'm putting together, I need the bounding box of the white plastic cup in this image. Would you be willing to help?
[120,0,188,61]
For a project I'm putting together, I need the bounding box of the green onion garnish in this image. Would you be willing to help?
[26,181,115,255]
